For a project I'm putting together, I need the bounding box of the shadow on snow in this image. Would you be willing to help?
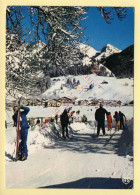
[39,177,133,189]
[44,120,133,157]
[44,130,121,155]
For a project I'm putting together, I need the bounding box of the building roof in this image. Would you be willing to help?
[58,97,73,101]
[46,99,61,103]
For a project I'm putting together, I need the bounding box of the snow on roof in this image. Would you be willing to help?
[46,99,61,103]
[58,97,73,100]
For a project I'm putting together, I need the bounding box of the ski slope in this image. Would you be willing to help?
[41,75,133,104]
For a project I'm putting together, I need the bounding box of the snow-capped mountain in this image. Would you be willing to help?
[78,43,121,70]
[79,43,98,58]
[76,43,119,77]
[104,45,134,78]
[95,44,122,61]
[78,43,98,66]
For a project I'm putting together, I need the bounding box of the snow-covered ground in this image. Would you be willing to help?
[5,105,133,189]
[5,72,134,189]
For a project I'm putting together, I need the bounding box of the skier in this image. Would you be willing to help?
[36,118,40,125]
[30,118,35,130]
[12,105,30,161]
[113,111,120,131]
[95,103,108,136]
[55,114,58,124]
[5,120,7,129]
[50,117,54,123]
[119,111,126,130]
[60,109,70,139]
[82,115,87,123]
[106,112,112,130]
[45,118,49,123]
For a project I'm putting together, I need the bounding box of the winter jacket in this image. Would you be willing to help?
[95,107,108,122]
[107,114,112,123]
[82,115,87,123]
[119,112,126,121]
[114,112,120,122]
[60,110,69,127]
[12,106,30,130]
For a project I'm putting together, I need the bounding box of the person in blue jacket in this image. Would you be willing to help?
[113,111,120,131]
[13,105,30,161]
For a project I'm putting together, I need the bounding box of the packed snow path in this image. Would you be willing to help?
[6,127,133,189]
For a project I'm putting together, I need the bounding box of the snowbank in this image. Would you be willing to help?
[118,118,133,156]
[70,122,88,131]
[5,123,75,161]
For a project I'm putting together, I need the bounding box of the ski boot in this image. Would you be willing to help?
[21,156,27,161]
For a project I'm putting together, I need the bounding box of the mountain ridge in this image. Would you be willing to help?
[103,45,134,78]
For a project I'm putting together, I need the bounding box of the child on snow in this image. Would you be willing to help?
[107,112,112,130]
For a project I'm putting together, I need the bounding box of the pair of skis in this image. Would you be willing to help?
[15,97,21,161]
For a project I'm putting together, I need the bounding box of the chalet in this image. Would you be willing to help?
[75,99,89,106]
[41,98,48,107]
[75,99,82,105]
[88,100,99,106]
[34,98,43,106]
[102,100,116,106]
[83,100,89,106]
[101,100,122,107]
[58,97,74,106]
[117,100,122,106]
[110,101,118,107]
[45,99,61,107]
[27,99,33,106]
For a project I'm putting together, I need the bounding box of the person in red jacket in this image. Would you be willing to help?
[107,112,112,130]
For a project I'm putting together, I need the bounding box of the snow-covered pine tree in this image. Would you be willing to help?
[6,30,48,99]
[6,6,87,98]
